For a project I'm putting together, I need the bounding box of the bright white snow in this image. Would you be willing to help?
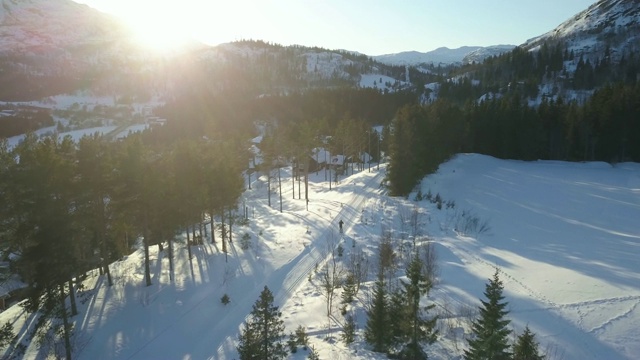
[1,154,639,359]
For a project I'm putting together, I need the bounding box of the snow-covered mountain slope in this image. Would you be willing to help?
[0,0,127,53]
[374,45,515,66]
[462,44,516,64]
[523,0,640,60]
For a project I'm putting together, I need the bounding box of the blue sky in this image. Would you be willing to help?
[75,0,597,55]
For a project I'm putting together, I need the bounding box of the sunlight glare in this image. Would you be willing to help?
[121,3,198,52]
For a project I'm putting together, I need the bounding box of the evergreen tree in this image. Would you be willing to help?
[341,313,356,345]
[238,286,287,360]
[76,134,116,286]
[464,270,512,360]
[364,273,390,353]
[11,135,79,359]
[513,326,544,360]
[398,251,438,359]
[341,272,357,304]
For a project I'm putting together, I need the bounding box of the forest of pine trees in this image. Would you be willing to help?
[0,123,246,357]
[388,83,640,196]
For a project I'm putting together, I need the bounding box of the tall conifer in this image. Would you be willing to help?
[464,270,512,360]
[238,286,286,360]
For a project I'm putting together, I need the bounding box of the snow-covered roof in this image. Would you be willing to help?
[311,147,331,164]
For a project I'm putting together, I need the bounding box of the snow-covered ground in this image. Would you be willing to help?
[5,124,149,149]
[359,74,407,93]
[1,154,639,359]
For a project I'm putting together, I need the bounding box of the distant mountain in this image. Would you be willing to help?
[0,0,412,101]
[462,45,516,64]
[374,45,515,66]
[522,0,640,61]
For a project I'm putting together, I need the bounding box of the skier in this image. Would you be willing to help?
[339,219,344,233]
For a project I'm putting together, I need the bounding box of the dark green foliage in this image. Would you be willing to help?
[286,325,309,354]
[387,101,464,196]
[341,272,357,304]
[513,326,545,360]
[364,276,390,352]
[307,345,320,360]
[0,110,54,138]
[294,325,309,349]
[386,252,438,359]
[464,270,512,360]
[337,243,344,257]
[221,294,230,305]
[287,333,297,354]
[387,288,408,349]
[387,82,640,195]
[0,321,15,348]
[237,286,287,360]
[341,314,356,345]
[241,233,252,250]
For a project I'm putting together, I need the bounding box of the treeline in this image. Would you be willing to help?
[388,83,640,196]
[0,126,246,358]
[253,87,417,128]
[0,110,54,138]
[439,43,640,103]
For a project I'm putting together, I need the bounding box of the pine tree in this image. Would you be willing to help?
[513,326,544,360]
[341,272,356,304]
[464,270,512,360]
[238,286,287,360]
[341,314,356,345]
[397,251,438,359]
[364,274,389,353]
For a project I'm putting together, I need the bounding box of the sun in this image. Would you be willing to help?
[125,12,197,52]
[129,22,194,52]
[75,0,255,52]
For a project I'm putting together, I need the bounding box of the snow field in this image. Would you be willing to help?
[1,154,639,359]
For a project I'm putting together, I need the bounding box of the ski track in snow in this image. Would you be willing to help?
[214,169,385,359]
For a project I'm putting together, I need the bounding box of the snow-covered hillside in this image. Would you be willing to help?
[462,44,516,64]
[1,154,638,359]
[523,0,640,61]
[0,0,126,53]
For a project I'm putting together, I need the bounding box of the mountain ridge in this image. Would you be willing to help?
[373,45,516,66]
[523,0,640,60]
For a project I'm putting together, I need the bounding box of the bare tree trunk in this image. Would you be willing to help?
[298,170,301,199]
[185,224,193,259]
[305,159,309,211]
[278,167,283,213]
[228,207,234,244]
[292,163,296,199]
[68,278,77,316]
[59,283,73,360]
[210,209,216,243]
[268,168,272,207]
[221,208,228,262]
[168,233,174,283]
[99,198,112,286]
[203,213,208,238]
[143,219,152,286]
